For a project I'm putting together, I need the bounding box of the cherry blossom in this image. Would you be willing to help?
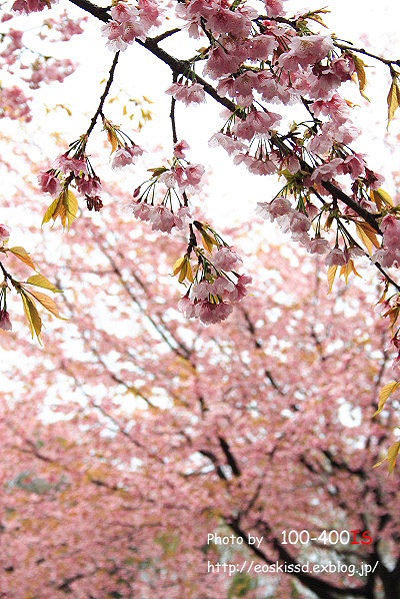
[0,224,11,241]
[0,309,12,330]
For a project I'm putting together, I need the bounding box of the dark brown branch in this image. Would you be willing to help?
[218,436,241,476]
[86,50,120,137]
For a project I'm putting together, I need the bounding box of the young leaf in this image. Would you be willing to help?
[9,246,37,271]
[370,188,394,210]
[387,75,400,128]
[26,274,62,293]
[387,440,400,474]
[20,292,43,343]
[351,54,370,101]
[42,195,62,226]
[339,260,361,284]
[172,257,185,276]
[201,230,216,254]
[24,287,66,320]
[355,222,380,255]
[65,189,78,230]
[327,265,338,293]
[374,381,400,416]
[107,128,119,153]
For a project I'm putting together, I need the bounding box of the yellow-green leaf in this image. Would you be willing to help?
[172,256,185,276]
[327,265,338,294]
[9,246,37,271]
[107,128,119,153]
[355,222,380,255]
[185,259,194,283]
[370,188,394,210]
[374,381,400,416]
[42,195,62,226]
[387,440,400,474]
[339,260,361,284]
[24,287,66,320]
[352,54,370,101]
[387,75,400,128]
[65,189,78,230]
[201,230,216,254]
[26,274,61,293]
[20,292,43,343]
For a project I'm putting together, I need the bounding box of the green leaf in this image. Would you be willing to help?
[26,274,62,293]
[374,381,400,416]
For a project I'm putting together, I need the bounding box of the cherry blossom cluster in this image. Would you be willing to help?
[41,11,87,41]
[39,136,104,213]
[40,120,144,216]
[166,80,206,106]
[11,0,53,15]
[102,117,144,170]
[101,0,162,52]
[176,223,252,325]
[372,216,400,269]
[23,57,75,89]
[0,85,31,121]
[128,141,203,234]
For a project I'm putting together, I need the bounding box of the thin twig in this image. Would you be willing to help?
[86,51,120,137]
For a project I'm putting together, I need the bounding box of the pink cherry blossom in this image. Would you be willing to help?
[213,247,243,271]
[173,140,189,159]
[208,133,246,156]
[0,86,32,121]
[233,110,281,141]
[150,205,176,233]
[310,158,344,187]
[0,224,11,241]
[55,155,88,176]
[279,34,334,70]
[130,201,153,222]
[184,164,205,189]
[205,6,252,38]
[226,273,252,301]
[256,197,292,221]
[38,171,62,197]
[23,59,75,89]
[173,206,193,229]
[308,237,330,255]
[197,300,233,325]
[248,35,278,61]
[110,3,139,22]
[11,0,50,14]
[0,310,12,331]
[325,247,347,266]
[111,145,143,169]
[265,0,285,17]
[165,82,206,105]
[75,175,102,197]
